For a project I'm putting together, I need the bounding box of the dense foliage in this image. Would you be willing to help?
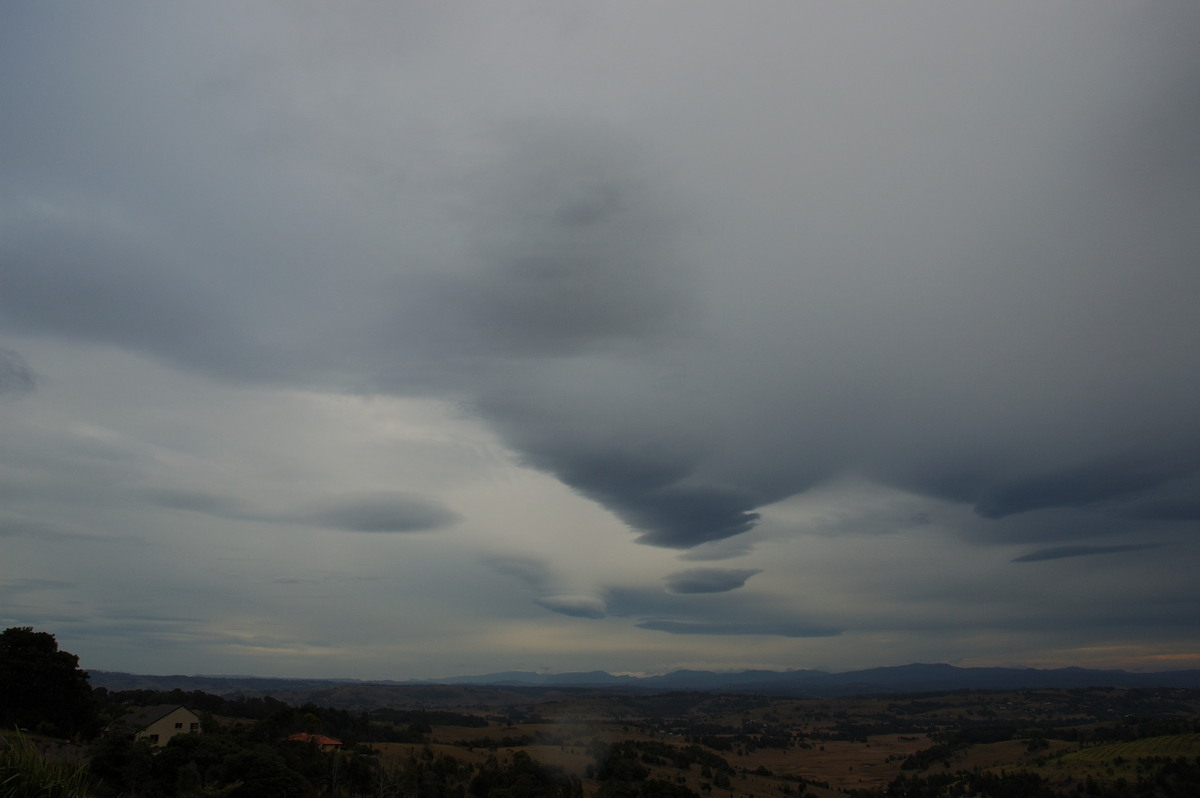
[852,757,1200,798]
[0,627,97,739]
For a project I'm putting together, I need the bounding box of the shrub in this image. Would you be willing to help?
[0,734,100,798]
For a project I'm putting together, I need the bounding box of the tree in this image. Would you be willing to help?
[0,626,97,738]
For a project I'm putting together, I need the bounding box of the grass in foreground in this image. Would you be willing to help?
[0,732,99,798]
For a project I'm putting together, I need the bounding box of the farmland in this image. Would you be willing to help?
[25,682,1199,796]
[303,686,1200,796]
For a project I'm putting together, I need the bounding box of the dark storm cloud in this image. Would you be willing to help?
[1011,543,1167,563]
[665,568,762,595]
[0,348,36,396]
[302,493,459,533]
[636,620,841,638]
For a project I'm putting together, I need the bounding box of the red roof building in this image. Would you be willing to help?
[285,732,343,750]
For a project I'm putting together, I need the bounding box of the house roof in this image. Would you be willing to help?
[286,732,343,747]
[121,704,197,730]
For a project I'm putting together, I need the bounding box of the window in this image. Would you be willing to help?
[189,723,200,732]
[174,722,183,729]
[149,734,159,743]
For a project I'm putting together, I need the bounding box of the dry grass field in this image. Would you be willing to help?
[376,718,953,795]
[353,688,1200,797]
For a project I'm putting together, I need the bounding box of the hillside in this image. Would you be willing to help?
[88,663,1200,709]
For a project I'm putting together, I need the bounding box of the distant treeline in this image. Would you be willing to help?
[900,715,1200,773]
[97,686,488,744]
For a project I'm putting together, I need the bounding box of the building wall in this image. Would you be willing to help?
[135,707,201,746]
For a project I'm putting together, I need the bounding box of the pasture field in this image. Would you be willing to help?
[1062,733,1200,762]
[1037,734,1200,784]
[355,689,1200,797]
[376,719,1033,795]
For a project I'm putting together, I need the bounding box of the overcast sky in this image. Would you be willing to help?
[3,2,1199,680]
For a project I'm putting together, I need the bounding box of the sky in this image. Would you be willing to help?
[2,2,1199,680]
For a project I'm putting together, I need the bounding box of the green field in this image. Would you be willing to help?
[1062,734,1200,763]
[1035,733,1200,787]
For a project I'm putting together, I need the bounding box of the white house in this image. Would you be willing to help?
[122,705,201,747]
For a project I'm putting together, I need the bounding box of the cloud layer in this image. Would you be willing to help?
[2,1,1198,678]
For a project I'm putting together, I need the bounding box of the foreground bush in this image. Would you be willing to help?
[0,734,99,798]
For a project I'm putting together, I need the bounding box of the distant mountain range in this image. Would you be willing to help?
[407,663,1200,695]
[90,662,1200,699]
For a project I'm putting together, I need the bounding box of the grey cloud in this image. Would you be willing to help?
[1,578,76,592]
[604,586,840,639]
[574,479,762,550]
[482,426,767,549]
[3,1,1200,679]
[603,587,690,620]
[483,555,552,589]
[403,121,774,549]
[677,537,761,562]
[9,3,1197,553]
[434,123,688,359]
[1124,499,1200,521]
[269,574,383,586]
[304,493,458,533]
[620,486,763,549]
[463,54,1200,549]
[0,216,245,376]
[0,348,37,396]
[665,568,762,595]
[148,488,458,533]
[146,489,262,522]
[96,611,210,625]
[534,594,607,619]
[1118,474,1200,521]
[0,516,95,542]
[1011,543,1167,563]
[970,458,1199,519]
[55,613,215,654]
[484,556,607,618]
[637,620,842,638]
